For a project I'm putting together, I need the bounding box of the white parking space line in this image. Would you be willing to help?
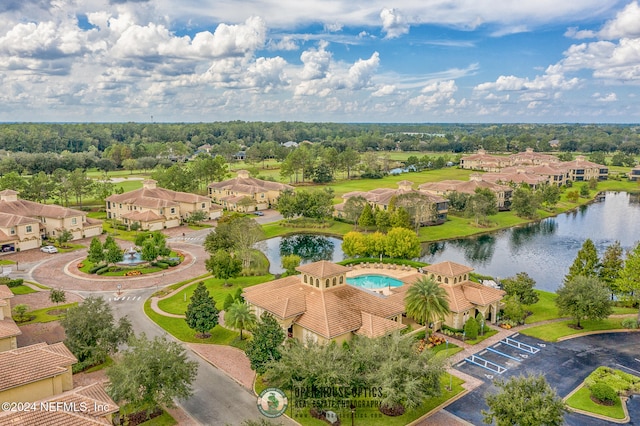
[616,363,640,376]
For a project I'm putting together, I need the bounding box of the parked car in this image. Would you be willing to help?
[40,245,58,254]
[253,211,264,216]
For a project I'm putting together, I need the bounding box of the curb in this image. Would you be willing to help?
[562,382,631,424]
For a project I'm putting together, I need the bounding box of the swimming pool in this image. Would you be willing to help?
[347,274,404,289]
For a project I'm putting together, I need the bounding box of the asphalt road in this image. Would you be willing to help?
[446,332,640,425]
[77,287,277,426]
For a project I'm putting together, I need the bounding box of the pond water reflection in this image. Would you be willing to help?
[420,192,640,292]
[256,234,344,274]
[257,192,640,291]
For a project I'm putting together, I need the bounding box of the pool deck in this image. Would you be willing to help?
[346,263,422,294]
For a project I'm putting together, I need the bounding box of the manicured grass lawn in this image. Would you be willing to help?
[9,285,37,295]
[525,291,636,324]
[526,290,559,323]
[144,299,245,347]
[87,211,107,220]
[464,328,498,345]
[520,316,636,342]
[0,259,16,265]
[17,302,78,325]
[291,375,466,426]
[432,344,464,360]
[262,219,354,239]
[565,366,639,421]
[140,411,177,426]
[566,385,625,419]
[157,274,273,314]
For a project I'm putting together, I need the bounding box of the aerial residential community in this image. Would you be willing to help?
[2,1,640,426]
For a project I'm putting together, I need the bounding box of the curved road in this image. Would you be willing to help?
[23,239,282,425]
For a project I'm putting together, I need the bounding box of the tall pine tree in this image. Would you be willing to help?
[564,239,600,284]
[599,241,624,299]
[185,282,219,338]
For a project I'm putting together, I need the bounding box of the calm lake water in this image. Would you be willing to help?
[420,191,640,292]
[258,192,640,292]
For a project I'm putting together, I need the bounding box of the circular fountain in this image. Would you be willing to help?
[117,247,147,266]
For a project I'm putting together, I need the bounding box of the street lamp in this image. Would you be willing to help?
[117,284,122,296]
[481,319,485,336]
[350,403,356,426]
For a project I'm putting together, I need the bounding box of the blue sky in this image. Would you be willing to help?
[0,0,638,123]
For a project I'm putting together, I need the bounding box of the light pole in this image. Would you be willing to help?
[481,319,485,336]
[350,403,356,426]
[116,284,122,296]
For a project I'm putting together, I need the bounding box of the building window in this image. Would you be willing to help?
[119,204,122,208]
[71,218,77,225]
[10,228,15,235]
[333,277,336,286]
[170,208,176,214]
[437,276,441,282]
[315,279,319,288]
[325,279,329,288]
[26,225,32,233]
[454,277,457,284]
[202,203,206,208]
[445,277,449,284]
[304,275,307,284]
[107,201,111,209]
[41,217,46,223]
[339,276,343,284]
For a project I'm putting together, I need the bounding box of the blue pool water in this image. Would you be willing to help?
[347,275,404,289]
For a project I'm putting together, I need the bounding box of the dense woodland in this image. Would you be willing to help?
[1,122,639,156]
[0,123,638,200]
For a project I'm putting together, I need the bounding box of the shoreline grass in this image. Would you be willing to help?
[519,316,637,342]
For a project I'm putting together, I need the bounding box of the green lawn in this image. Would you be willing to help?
[140,411,177,426]
[520,316,636,342]
[144,299,245,348]
[17,302,78,325]
[0,259,16,265]
[564,366,640,421]
[464,328,498,345]
[566,386,625,419]
[526,290,560,323]
[157,274,273,314]
[9,285,37,295]
[290,375,466,426]
[262,219,354,239]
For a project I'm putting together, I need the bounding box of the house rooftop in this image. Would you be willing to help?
[296,260,350,278]
[0,342,77,392]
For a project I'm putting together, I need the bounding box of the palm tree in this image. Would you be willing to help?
[224,301,257,340]
[404,276,450,333]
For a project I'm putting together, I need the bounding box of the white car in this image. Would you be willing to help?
[40,245,58,254]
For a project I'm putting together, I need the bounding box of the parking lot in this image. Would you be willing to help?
[447,332,640,425]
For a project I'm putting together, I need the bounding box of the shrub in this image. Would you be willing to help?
[12,304,30,322]
[7,278,24,288]
[89,264,106,274]
[155,262,169,269]
[464,317,479,340]
[621,318,639,329]
[590,383,618,405]
[95,266,110,275]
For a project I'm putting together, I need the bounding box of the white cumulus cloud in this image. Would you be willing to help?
[380,8,409,39]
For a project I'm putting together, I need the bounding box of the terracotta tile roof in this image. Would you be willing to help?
[0,211,40,228]
[49,383,119,416]
[121,210,164,222]
[245,264,405,340]
[295,288,363,338]
[0,199,86,219]
[440,284,474,312]
[0,342,77,391]
[424,261,474,277]
[482,171,548,186]
[462,281,505,305]
[296,261,350,278]
[208,174,293,194]
[107,187,209,206]
[0,382,118,425]
[0,318,21,339]
[355,312,406,338]
[419,179,510,195]
[0,409,111,425]
[244,276,307,319]
[0,284,13,299]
